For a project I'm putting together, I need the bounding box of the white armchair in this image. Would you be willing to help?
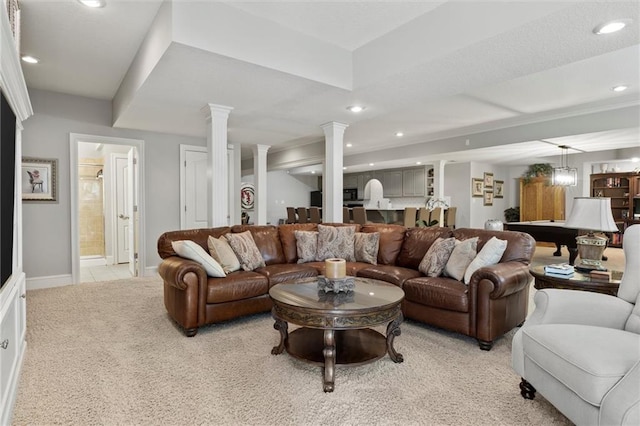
[512,224,640,425]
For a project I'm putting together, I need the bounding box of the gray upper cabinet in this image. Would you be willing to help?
[383,171,403,197]
[402,168,426,196]
[343,174,358,189]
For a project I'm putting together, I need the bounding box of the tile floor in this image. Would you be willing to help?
[80,263,133,283]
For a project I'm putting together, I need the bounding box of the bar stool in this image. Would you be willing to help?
[286,207,297,224]
[343,207,352,223]
[430,207,443,227]
[352,207,367,225]
[445,207,457,229]
[418,207,430,226]
[297,207,309,223]
[403,207,417,227]
[309,207,321,223]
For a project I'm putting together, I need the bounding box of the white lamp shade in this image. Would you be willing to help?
[564,197,619,232]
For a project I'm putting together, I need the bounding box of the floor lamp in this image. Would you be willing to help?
[564,197,619,271]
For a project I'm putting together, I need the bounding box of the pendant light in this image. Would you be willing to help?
[552,145,577,186]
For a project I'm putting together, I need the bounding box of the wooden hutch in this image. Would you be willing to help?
[590,172,640,247]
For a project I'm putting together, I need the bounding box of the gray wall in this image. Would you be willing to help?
[22,89,205,279]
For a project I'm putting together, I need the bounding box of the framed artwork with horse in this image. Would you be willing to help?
[21,157,57,201]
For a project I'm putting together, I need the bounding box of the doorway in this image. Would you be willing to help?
[70,134,145,284]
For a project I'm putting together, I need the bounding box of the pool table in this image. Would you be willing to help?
[504,220,579,265]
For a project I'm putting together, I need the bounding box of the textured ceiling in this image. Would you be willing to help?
[18,0,640,170]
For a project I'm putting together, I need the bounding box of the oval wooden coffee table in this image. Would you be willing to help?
[269,277,404,392]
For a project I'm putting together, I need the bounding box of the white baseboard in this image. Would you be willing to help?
[80,257,106,267]
[106,255,114,265]
[26,274,74,290]
[144,266,158,277]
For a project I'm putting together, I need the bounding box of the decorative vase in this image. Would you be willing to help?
[600,163,608,173]
[484,219,504,231]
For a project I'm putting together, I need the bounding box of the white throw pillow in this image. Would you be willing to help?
[171,240,226,278]
[443,237,478,281]
[463,236,508,284]
[208,235,241,273]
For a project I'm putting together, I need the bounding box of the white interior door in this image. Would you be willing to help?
[115,155,130,264]
[127,148,138,277]
[181,146,208,229]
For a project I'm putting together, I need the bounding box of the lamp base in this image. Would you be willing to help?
[575,233,608,273]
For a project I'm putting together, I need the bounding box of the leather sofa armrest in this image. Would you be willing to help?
[158,256,207,291]
[526,288,633,330]
[469,261,531,299]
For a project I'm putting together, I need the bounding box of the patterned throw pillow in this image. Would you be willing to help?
[354,232,380,265]
[171,240,226,277]
[463,236,508,284]
[443,237,479,281]
[316,224,356,262]
[294,230,318,264]
[418,237,456,277]
[224,231,266,271]
[207,235,241,274]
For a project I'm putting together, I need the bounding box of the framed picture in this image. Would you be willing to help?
[240,182,255,210]
[21,157,57,201]
[483,190,494,206]
[484,172,494,188]
[494,180,504,198]
[472,178,483,197]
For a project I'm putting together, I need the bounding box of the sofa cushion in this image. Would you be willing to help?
[396,227,454,269]
[316,224,356,261]
[294,230,318,263]
[225,231,266,271]
[206,271,269,303]
[523,324,640,406]
[418,237,456,277]
[278,223,318,263]
[463,236,508,284]
[443,237,478,281]
[207,235,241,274]
[254,264,318,286]
[357,264,421,287]
[158,227,230,259]
[354,232,379,264]
[171,240,226,277]
[453,228,535,264]
[231,225,286,265]
[403,277,469,312]
[360,224,406,265]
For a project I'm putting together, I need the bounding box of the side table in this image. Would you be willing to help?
[529,265,622,296]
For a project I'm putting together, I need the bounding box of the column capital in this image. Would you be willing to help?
[202,103,234,120]
[320,122,349,133]
[252,144,271,155]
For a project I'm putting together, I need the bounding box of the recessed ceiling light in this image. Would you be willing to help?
[593,19,631,35]
[347,105,365,113]
[395,132,404,137]
[612,85,628,92]
[416,161,422,165]
[21,55,39,64]
[369,163,375,166]
[345,143,353,148]
[78,0,106,7]
[311,171,316,174]
[632,157,639,163]
[343,167,347,170]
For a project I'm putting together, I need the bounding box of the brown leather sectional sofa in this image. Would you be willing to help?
[157,223,536,350]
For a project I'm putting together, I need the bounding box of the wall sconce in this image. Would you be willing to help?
[552,145,577,186]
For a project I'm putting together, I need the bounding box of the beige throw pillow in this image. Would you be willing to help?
[316,224,356,262]
[207,235,241,274]
[443,237,479,281]
[463,236,508,284]
[294,230,318,264]
[354,232,380,265]
[171,240,226,277]
[224,231,266,271]
[418,237,456,277]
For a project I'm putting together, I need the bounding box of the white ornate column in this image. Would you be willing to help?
[227,142,242,225]
[321,122,349,223]
[252,144,270,225]
[203,103,233,226]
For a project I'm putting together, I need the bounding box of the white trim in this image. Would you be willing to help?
[80,257,107,267]
[179,144,207,230]
[26,274,74,290]
[70,133,146,285]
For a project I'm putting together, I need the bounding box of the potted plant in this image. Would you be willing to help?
[521,163,553,184]
[504,206,520,223]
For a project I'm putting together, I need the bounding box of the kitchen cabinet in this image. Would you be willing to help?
[402,168,425,196]
[343,174,358,189]
[383,171,403,197]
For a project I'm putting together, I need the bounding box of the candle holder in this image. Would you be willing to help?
[317,276,355,293]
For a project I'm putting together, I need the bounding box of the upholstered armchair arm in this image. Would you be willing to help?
[600,359,640,426]
[526,289,634,330]
[158,256,207,291]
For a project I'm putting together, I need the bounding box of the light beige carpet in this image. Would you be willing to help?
[12,276,572,425]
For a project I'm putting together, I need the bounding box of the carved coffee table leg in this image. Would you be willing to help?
[323,329,336,392]
[271,318,288,355]
[386,312,404,363]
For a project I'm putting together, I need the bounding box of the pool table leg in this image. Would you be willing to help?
[568,247,577,265]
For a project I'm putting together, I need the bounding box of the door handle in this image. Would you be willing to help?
[119,214,130,220]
